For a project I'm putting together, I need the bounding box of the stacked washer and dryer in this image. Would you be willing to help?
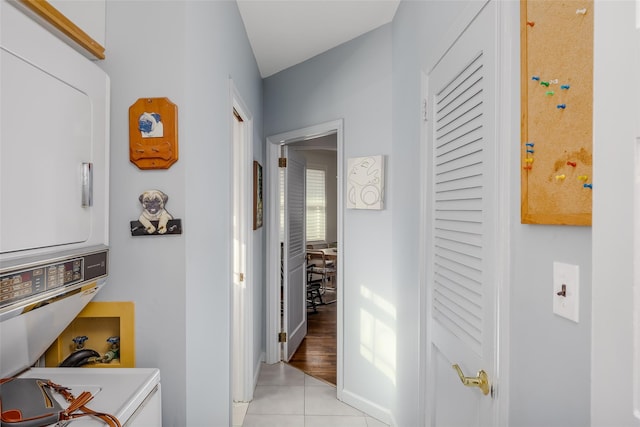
[0,247,162,426]
[0,0,161,425]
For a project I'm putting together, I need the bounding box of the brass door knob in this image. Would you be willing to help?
[452,364,490,395]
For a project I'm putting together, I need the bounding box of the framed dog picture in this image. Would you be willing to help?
[129,98,179,170]
[253,161,263,230]
[130,189,182,236]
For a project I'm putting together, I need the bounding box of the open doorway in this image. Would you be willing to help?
[265,119,344,395]
[286,136,338,384]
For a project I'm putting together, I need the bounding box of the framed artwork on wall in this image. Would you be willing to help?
[129,97,179,170]
[130,189,182,236]
[253,161,263,229]
[347,155,385,210]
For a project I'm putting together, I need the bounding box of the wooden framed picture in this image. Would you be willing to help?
[129,97,179,170]
[253,161,263,230]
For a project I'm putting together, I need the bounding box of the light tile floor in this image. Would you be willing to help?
[233,362,389,427]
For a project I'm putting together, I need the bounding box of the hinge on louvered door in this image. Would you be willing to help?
[422,98,429,122]
[239,273,244,282]
[278,157,287,168]
[278,332,287,342]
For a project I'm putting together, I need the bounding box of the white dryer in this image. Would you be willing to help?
[0,246,162,426]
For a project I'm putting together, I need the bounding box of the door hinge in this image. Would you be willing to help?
[278,332,287,342]
[279,157,287,168]
[422,98,429,122]
[239,273,244,282]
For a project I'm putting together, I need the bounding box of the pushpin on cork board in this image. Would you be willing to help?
[521,0,593,226]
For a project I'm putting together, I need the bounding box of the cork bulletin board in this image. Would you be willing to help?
[521,0,593,225]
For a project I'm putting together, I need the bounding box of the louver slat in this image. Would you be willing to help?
[432,51,485,356]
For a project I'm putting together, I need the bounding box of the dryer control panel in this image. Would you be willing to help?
[0,249,107,309]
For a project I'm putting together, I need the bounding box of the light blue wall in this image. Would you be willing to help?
[591,1,636,424]
[390,2,427,425]
[97,2,187,425]
[264,24,395,421]
[97,1,263,425]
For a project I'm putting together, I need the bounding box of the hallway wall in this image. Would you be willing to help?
[591,1,637,424]
[97,2,263,425]
[264,24,395,423]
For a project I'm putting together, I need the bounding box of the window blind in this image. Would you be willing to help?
[306,168,326,242]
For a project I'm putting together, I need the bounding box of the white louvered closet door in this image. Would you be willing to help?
[283,147,307,361]
[426,2,498,426]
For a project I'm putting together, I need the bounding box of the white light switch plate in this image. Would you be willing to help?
[553,262,579,322]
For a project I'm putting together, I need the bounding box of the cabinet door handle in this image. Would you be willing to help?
[81,162,93,207]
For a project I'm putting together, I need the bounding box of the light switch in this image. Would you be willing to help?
[553,262,579,322]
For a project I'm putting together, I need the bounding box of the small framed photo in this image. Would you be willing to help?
[129,97,178,170]
[253,161,263,229]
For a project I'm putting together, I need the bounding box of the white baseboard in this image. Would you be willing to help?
[340,388,395,426]
[253,352,266,390]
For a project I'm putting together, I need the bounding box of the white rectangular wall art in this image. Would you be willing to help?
[347,155,385,210]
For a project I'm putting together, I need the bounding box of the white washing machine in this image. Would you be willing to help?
[17,368,161,426]
[0,246,162,426]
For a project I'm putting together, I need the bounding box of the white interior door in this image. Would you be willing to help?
[283,147,307,361]
[231,104,253,402]
[425,2,498,425]
[231,110,247,401]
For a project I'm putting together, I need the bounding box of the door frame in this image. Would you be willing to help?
[265,119,344,389]
[418,0,513,425]
[230,79,255,402]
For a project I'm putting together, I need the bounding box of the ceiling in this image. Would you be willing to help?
[236,0,401,78]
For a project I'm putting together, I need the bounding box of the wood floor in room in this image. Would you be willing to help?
[288,290,337,385]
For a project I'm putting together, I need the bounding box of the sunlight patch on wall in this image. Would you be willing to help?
[360,285,397,319]
[360,285,397,386]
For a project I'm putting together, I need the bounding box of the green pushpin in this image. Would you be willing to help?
[540,81,550,87]
[545,91,555,96]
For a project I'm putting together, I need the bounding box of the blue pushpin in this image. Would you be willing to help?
[583,183,593,189]
[560,84,570,90]
[525,142,534,147]
[526,149,534,154]
[531,76,540,81]
[557,104,566,109]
